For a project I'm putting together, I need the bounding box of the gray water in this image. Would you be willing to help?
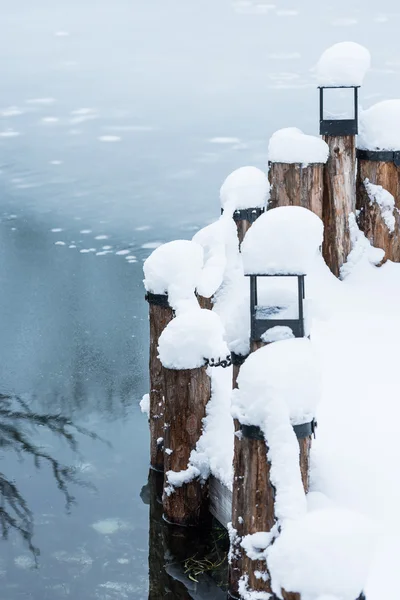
[0,1,399,598]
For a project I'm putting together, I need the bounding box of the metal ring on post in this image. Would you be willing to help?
[240,420,317,441]
[145,292,171,308]
[233,207,265,224]
[357,148,400,167]
[230,352,249,367]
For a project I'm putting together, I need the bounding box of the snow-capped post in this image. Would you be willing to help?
[143,240,204,472]
[220,167,270,248]
[317,42,371,277]
[240,207,323,491]
[229,341,320,600]
[356,100,400,262]
[268,128,329,218]
[158,309,231,526]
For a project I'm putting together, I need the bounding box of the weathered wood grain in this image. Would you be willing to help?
[163,366,211,526]
[357,158,400,262]
[269,161,324,218]
[322,135,356,277]
[149,302,174,471]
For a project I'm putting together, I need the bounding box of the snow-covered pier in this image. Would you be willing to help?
[140,41,400,600]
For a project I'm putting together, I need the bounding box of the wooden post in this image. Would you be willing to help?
[229,425,275,599]
[146,292,174,472]
[233,208,264,248]
[268,161,324,218]
[356,150,400,262]
[322,135,356,277]
[162,366,211,526]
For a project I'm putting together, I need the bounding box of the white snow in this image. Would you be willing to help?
[220,167,270,213]
[192,215,239,299]
[364,179,395,233]
[241,206,324,275]
[316,42,371,86]
[139,393,149,417]
[261,325,295,344]
[189,367,234,489]
[158,309,229,370]
[358,100,400,151]
[143,240,204,311]
[268,128,329,164]
[267,508,378,600]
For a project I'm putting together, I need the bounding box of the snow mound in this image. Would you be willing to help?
[158,309,230,370]
[192,216,239,298]
[220,166,270,213]
[268,508,378,600]
[364,179,395,233]
[268,128,329,165]
[358,100,400,151]
[233,338,321,427]
[316,42,371,86]
[143,240,203,310]
[241,206,324,275]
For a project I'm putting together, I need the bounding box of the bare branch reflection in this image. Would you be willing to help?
[0,393,105,562]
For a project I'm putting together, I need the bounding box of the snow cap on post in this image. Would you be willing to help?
[358,100,400,151]
[158,309,230,370]
[220,166,270,214]
[316,41,371,86]
[233,338,320,427]
[241,206,323,275]
[143,240,203,310]
[268,128,329,165]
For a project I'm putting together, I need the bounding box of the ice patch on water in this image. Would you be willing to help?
[26,98,56,105]
[51,228,63,232]
[41,117,59,123]
[14,555,35,569]
[1,106,24,117]
[98,135,121,143]
[80,229,92,234]
[91,518,131,535]
[135,225,151,231]
[55,241,66,246]
[141,242,163,249]
[95,235,109,240]
[209,137,240,144]
[0,129,20,138]
[115,250,130,256]
[55,31,70,37]
[50,160,63,165]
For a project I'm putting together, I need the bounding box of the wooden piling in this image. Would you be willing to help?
[147,292,174,472]
[322,135,356,277]
[229,425,275,599]
[162,365,211,526]
[356,150,400,262]
[233,208,264,248]
[268,161,324,218]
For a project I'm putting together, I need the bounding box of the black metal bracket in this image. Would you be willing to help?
[241,421,317,441]
[293,419,317,440]
[204,355,232,369]
[357,148,400,167]
[233,207,265,224]
[319,86,359,136]
[231,352,249,367]
[247,273,306,342]
[220,207,265,223]
[145,292,171,308]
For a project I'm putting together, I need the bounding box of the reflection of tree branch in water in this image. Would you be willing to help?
[0,393,106,563]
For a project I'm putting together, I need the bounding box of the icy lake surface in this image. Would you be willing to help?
[0,0,399,597]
